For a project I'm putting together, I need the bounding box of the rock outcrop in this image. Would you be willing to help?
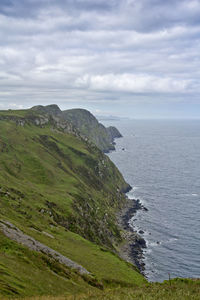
[0,105,122,153]
[0,220,90,275]
[31,104,62,117]
[107,126,122,141]
[0,108,130,248]
[62,108,122,152]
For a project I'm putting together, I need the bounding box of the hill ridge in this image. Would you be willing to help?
[0,106,199,299]
[31,105,122,152]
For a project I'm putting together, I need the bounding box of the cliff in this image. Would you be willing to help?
[0,106,199,299]
[0,106,130,247]
[0,106,144,297]
[31,105,122,152]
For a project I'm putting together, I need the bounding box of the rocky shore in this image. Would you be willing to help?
[117,195,148,274]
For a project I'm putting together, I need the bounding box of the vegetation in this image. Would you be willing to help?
[0,108,144,297]
[12,279,200,300]
[61,108,122,152]
[0,107,199,299]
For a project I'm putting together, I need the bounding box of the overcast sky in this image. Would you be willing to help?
[1,0,200,118]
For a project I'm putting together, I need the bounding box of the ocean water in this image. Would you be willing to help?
[102,119,200,282]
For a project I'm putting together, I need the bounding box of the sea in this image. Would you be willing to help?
[101,119,200,282]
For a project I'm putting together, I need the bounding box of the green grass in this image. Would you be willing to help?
[0,110,199,299]
[0,109,27,117]
[0,119,128,246]
[0,232,96,297]
[0,114,145,297]
[14,279,200,300]
[62,108,116,152]
[6,279,200,299]
[23,226,145,287]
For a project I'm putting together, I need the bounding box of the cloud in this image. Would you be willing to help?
[0,101,24,109]
[75,73,190,93]
[0,0,200,117]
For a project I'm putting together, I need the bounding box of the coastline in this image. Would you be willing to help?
[107,136,147,274]
[117,194,148,275]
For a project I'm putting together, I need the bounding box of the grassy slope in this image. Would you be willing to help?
[0,115,145,297]
[0,111,199,299]
[0,118,129,245]
[0,232,93,297]
[16,279,200,300]
[62,109,115,152]
[22,279,199,300]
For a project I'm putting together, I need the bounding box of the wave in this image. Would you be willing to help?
[107,119,200,282]
[146,241,162,248]
[126,186,139,198]
[166,237,178,243]
[180,193,199,197]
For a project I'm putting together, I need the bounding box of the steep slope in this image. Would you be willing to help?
[21,279,200,300]
[0,107,199,299]
[30,105,122,152]
[62,108,122,152]
[0,108,130,246]
[0,108,145,297]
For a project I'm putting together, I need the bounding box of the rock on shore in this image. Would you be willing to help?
[117,197,148,273]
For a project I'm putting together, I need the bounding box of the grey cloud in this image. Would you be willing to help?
[0,0,200,117]
[0,0,116,19]
[1,0,200,32]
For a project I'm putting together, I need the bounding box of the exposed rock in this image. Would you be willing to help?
[0,220,90,275]
[1,105,122,153]
[116,197,147,274]
[139,230,144,234]
[0,105,129,249]
[42,231,55,239]
[143,206,148,211]
[31,104,62,117]
[107,126,122,140]
[61,108,122,152]
[120,184,132,194]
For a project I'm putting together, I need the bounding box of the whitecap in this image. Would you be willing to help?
[144,248,152,255]
[126,186,139,198]
[180,193,198,197]
[132,186,139,191]
[148,241,162,247]
[145,240,161,248]
[167,237,178,243]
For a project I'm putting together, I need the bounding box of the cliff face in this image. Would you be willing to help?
[107,126,122,140]
[30,105,122,152]
[0,105,77,136]
[0,105,129,247]
[62,108,122,152]
[0,106,199,299]
[0,106,144,297]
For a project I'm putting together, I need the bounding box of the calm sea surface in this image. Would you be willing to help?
[102,119,200,282]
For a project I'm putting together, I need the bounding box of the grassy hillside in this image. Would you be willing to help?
[15,279,200,300]
[0,117,129,246]
[0,109,145,297]
[0,108,199,299]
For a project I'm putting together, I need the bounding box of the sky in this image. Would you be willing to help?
[1,0,200,118]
